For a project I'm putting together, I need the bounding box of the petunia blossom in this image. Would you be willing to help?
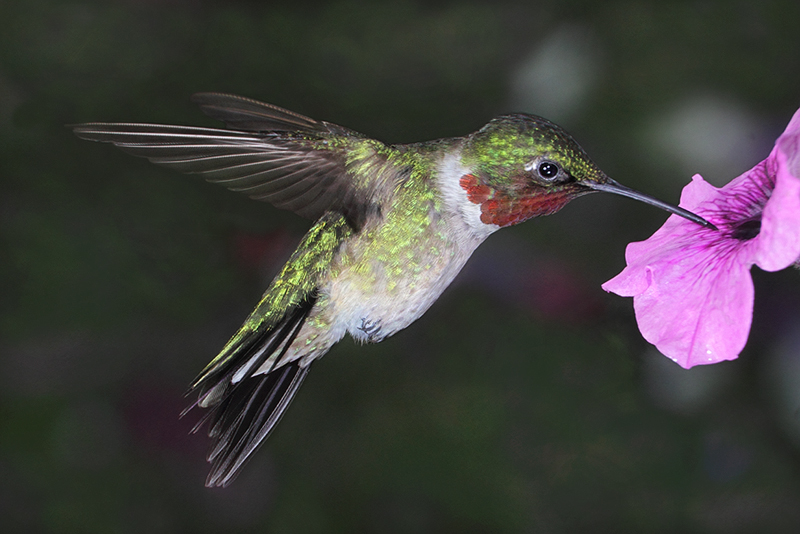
[603,107,800,368]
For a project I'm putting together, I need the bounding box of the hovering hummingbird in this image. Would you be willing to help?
[72,93,712,486]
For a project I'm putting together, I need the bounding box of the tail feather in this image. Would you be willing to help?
[185,295,316,487]
[205,362,309,487]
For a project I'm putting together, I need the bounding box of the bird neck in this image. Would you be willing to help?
[434,146,500,242]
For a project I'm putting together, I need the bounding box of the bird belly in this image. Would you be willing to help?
[328,247,469,344]
[327,208,487,344]
[288,212,482,366]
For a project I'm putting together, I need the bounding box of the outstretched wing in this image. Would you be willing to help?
[185,212,353,487]
[71,93,389,228]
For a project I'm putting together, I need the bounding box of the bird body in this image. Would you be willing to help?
[72,93,711,486]
[222,139,489,379]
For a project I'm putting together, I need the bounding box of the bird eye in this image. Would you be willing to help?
[537,161,560,179]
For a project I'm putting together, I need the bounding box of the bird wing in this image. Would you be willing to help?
[71,93,394,229]
[186,212,353,487]
[190,92,335,133]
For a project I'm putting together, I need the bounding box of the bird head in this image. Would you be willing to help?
[461,114,712,229]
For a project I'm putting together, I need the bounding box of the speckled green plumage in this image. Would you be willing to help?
[192,211,353,387]
[464,114,605,186]
[348,147,450,291]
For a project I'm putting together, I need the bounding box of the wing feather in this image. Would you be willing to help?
[71,92,398,228]
[191,92,327,133]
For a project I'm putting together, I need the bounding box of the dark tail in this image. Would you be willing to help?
[185,296,315,487]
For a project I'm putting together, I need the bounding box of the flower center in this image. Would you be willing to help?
[730,217,761,240]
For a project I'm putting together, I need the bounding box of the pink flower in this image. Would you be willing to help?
[603,108,800,368]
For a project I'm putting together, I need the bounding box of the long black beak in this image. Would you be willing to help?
[589,178,717,230]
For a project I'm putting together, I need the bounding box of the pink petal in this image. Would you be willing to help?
[630,249,754,368]
[780,106,800,139]
[680,173,721,209]
[755,133,800,271]
[600,259,648,297]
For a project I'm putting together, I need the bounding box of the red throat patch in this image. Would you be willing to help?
[459,173,572,227]
[459,173,492,204]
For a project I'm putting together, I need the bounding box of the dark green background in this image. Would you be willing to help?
[3,1,800,532]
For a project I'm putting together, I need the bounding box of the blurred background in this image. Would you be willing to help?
[3,0,800,532]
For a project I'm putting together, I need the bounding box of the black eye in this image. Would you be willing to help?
[537,161,560,179]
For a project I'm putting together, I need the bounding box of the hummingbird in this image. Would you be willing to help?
[72,93,712,487]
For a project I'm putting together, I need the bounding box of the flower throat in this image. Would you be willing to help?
[730,217,761,240]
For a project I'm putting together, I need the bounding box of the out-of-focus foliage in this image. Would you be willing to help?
[3,1,800,532]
